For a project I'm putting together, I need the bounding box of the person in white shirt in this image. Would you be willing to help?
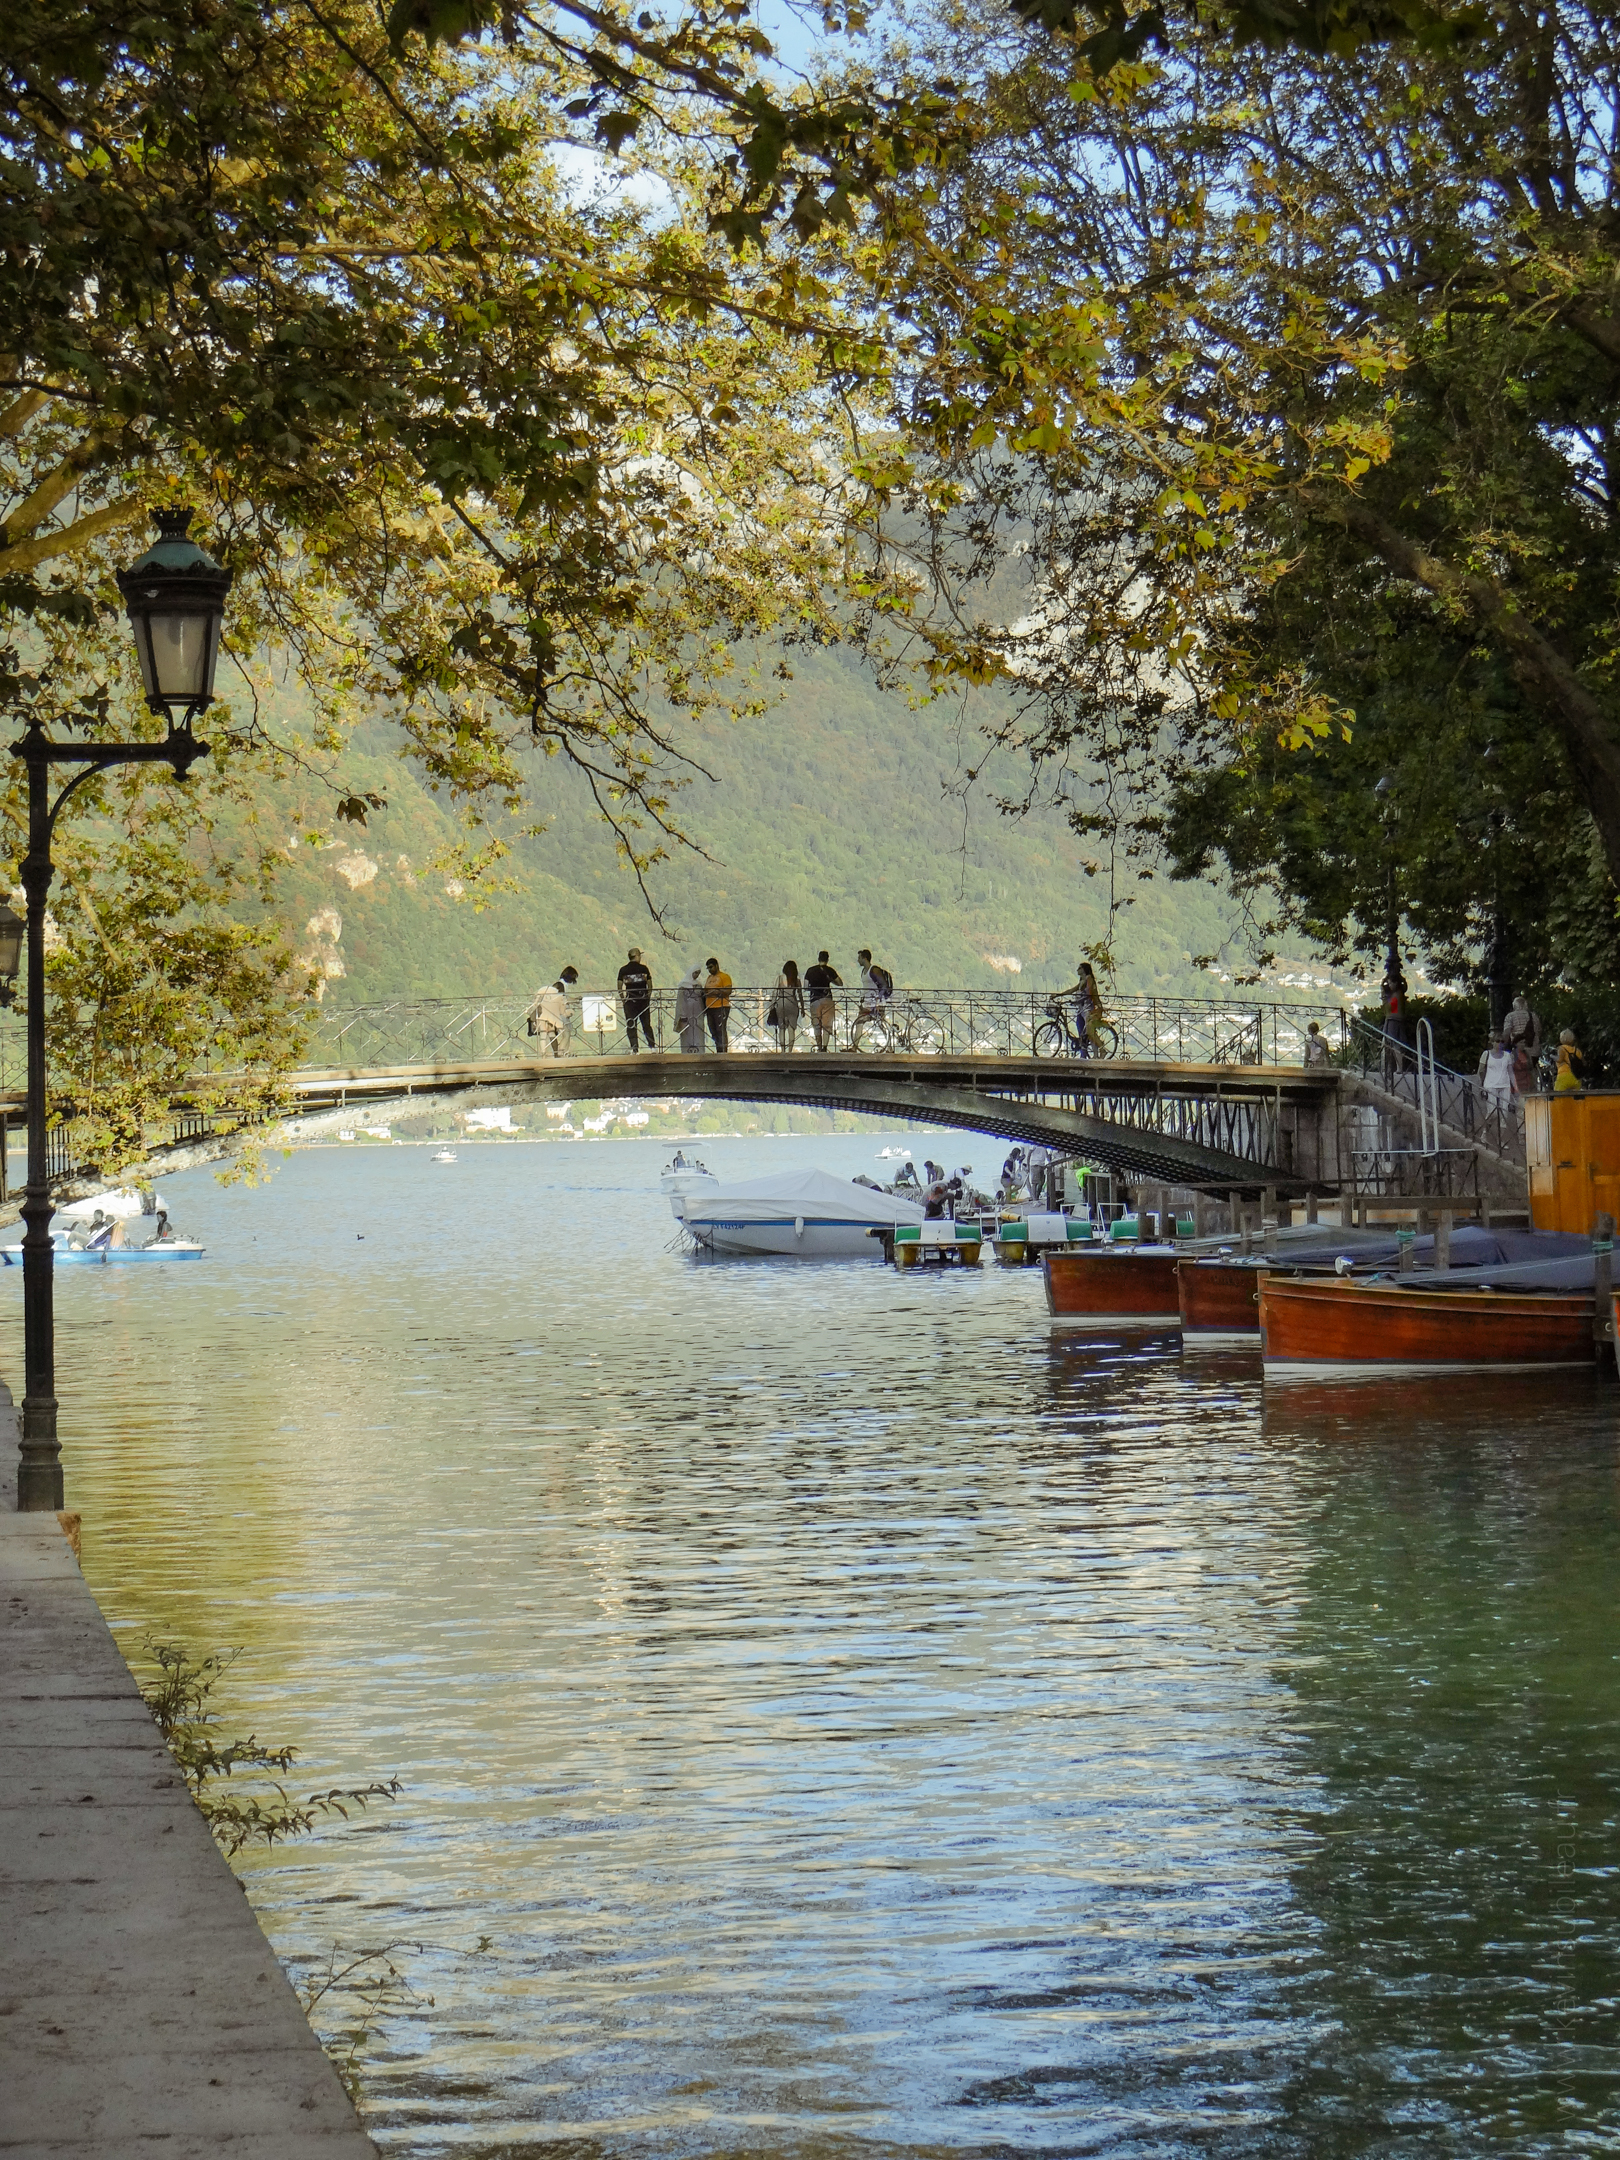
[1478,1033,1517,1122]
[850,948,893,1050]
[527,965,578,1058]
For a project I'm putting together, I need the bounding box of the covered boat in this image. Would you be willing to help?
[1179,1226,1588,1348]
[676,1166,925,1258]
[1259,1251,1602,1377]
[2,1186,204,1263]
[1043,1244,1182,1326]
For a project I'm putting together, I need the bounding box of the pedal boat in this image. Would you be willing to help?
[1259,1260,1599,1378]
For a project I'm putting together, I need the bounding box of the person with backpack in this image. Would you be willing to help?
[616,947,656,1051]
[804,950,842,1051]
[851,948,894,1050]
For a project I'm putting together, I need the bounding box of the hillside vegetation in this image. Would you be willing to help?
[248,647,1271,1006]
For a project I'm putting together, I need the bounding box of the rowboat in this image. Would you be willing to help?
[1043,1244,1182,1326]
[1259,1270,1597,1378]
[1177,1257,1265,1345]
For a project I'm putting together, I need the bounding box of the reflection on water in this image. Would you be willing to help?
[11,1137,1620,2156]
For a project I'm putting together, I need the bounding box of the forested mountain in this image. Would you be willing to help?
[246,646,1289,1005]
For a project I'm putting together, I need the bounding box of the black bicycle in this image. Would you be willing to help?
[1033,998,1119,1060]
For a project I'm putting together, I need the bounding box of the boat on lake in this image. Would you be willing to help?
[432,1148,458,1163]
[1259,1251,1601,1377]
[894,1219,985,1267]
[661,1151,719,1214]
[0,1186,204,1263]
[674,1166,925,1259]
[1043,1243,1183,1326]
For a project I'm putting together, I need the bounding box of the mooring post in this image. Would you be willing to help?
[1434,1211,1452,1271]
[1305,1188,1318,1226]
[1397,1222,1416,1274]
[1593,1211,1614,1355]
[1263,1211,1279,1257]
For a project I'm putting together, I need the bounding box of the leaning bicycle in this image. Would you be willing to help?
[1032,998,1119,1060]
[852,998,947,1054]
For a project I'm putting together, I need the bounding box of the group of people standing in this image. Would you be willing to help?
[524,947,896,1057]
[1478,996,1586,1113]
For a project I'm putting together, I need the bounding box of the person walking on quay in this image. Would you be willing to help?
[850,948,894,1050]
[805,950,842,1050]
[703,957,733,1053]
[526,965,578,1058]
[1503,993,1541,1095]
[617,947,657,1051]
[769,960,806,1051]
[1478,1031,1517,1129]
[675,965,706,1054]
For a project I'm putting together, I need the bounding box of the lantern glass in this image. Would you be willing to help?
[115,511,233,720]
[143,607,219,706]
[0,903,23,984]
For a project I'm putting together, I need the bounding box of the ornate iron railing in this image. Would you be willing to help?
[304,988,1352,1072]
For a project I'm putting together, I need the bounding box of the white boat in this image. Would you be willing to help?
[432,1148,458,1163]
[0,1186,206,1263]
[661,1152,719,1214]
[675,1166,926,1258]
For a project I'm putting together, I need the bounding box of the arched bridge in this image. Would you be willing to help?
[272,988,1479,1199]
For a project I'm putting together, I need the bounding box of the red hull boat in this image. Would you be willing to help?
[1043,1247,1182,1327]
[1259,1275,1596,1377]
[1178,1259,1263,1346]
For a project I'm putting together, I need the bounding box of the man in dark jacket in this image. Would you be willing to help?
[617,948,656,1050]
[804,950,842,1051]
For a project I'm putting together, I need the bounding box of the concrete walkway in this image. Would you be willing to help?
[1,1423,377,2156]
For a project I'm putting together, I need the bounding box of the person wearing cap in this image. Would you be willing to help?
[617,947,656,1051]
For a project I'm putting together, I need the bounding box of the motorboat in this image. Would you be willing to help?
[1043,1243,1183,1326]
[432,1148,458,1163]
[675,1166,925,1258]
[0,1186,205,1263]
[661,1151,719,1217]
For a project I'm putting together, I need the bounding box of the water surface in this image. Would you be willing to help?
[13,1135,1620,2156]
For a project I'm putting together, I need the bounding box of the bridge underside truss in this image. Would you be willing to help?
[286,1052,1339,1196]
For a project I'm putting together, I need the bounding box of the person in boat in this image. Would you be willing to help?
[1303,1021,1332,1068]
[804,951,842,1051]
[1478,1032,1517,1122]
[527,966,578,1058]
[923,1176,950,1219]
[894,1159,920,1189]
[1025,1147,1052,1209]
[674,966,706,1054]
[1554,1027,1587,1093]
[1000,1145,1026,1198]
[769,960,806,1052]
[617,948,657,1051]
[702,958,733,1054]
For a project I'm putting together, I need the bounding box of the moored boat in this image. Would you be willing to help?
[1043,1244,1182,1326]
[1178,1257,1265,1344]
[1259,1269,1597,1377]
[895,1220,984,1267]
[677,1166,925,1258]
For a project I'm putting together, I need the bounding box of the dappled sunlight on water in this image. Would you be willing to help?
[13,1134,1620,2156]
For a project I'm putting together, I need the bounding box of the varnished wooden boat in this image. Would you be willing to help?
[1043,1246,1181,1326]
[1178,1258,1263,1346]
[1259,1275,1596,1377]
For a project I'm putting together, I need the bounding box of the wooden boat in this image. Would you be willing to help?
[1043,1245,1181,1326]
[1259,1274,1596,1377]
[1178,1258,1264,1346]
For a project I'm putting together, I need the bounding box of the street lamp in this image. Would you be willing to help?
[11,508,231,1512]
[1373,773,1408,1079]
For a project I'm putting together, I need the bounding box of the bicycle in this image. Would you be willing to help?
[852,998,947,1054]
[1032,999,1118,1060]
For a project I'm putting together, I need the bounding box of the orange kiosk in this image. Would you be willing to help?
[1525,1094,1620,1231]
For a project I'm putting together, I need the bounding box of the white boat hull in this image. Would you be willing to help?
[688,1218,885,1259]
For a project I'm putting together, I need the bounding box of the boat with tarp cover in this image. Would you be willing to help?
[674,1166,925,1259]
[1180,1226,1589,1348]
[1260,1247,1603,1377]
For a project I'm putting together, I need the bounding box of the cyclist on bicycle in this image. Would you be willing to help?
[851,948,894,1050]
[1053,961,1105,1057]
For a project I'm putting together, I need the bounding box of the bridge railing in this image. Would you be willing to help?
[303,988,1352,1071]
[1339,1015,1525,1168]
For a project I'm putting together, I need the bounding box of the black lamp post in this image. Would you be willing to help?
[1373,773,1408,1079]
[11,509,231,1512]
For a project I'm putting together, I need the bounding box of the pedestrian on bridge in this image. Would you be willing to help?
[617,948,657,1051]
[703,958,733,1054]
[805,951,842,1051]
[675,966,706,1054]
[769,961,805,1051]
[527,966,578,1058]
[850,949,894,1051]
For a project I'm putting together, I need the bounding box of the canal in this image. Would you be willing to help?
[12,1134,1620,2155]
